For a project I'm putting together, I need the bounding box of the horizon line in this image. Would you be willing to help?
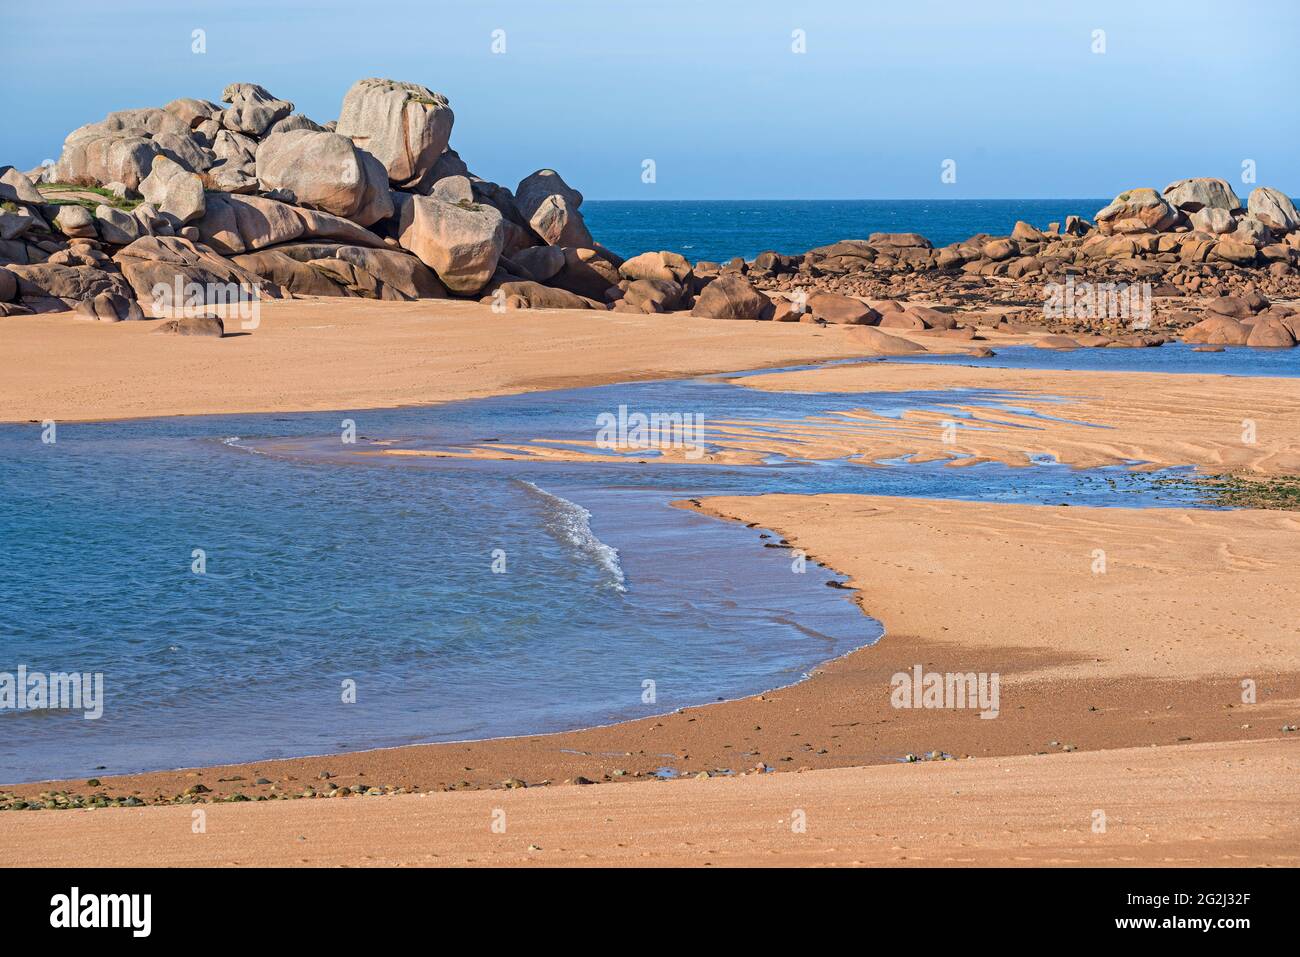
[580,196,1118,205]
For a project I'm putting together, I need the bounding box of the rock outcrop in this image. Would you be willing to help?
[690,274,774,320]
[255,130,393,226]
[489,280,604,310]
[54,129,159,191]
[7,77,605,320]
[515,169,593,247]
[394,193,504,294]
[336,79,454,187]
[1248,187,1300,232]
[1095,188,1180,234]
[193,193,388,255]
[220,84,294,137]
[8,83,1300,351]
[1163,178,1242,213]
[139,155,206,224]
[112,235,268,313]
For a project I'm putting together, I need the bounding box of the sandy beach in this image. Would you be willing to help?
[3,740,1295,867]
[0,298,999,424]
[3,305,1297,867]
[4,485,1297,865]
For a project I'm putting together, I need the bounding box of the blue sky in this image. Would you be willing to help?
[4,0,1296,199]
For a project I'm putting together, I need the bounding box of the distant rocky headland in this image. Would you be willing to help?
[1,78,1297,350]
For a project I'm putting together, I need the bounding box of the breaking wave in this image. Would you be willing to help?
[518,480,627,592]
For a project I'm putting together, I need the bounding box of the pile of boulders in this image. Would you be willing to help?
[0,77,653,324]
[740,178,1299,291]
[3,105,1297,351]
[1180,294,1300,348]
[715,178,1300,347]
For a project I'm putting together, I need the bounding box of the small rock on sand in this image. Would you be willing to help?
[152,315,225,337]
[1035,334,1081,350]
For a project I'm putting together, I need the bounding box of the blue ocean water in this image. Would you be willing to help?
[886,342,1300,378]
[584,199,1109,263]
[0,352,1261,782]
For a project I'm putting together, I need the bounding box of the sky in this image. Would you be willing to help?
[3,0,1297,200]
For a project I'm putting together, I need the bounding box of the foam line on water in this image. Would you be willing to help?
[518,480,627,592]
[219,436,264,455]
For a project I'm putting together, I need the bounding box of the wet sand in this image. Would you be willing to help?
[388,361,1300,476]
[735,361,1300,475]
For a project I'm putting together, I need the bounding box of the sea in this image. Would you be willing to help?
[583,199,1110,263]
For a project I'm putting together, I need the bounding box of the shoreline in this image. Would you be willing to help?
[368,361,1300,478]
[5,493,1297,811]
[2,492,1297,865]
[2,495,879,786]
[5,357,1299,793]
[4,354,1291,787]
[0,299,1009,425]
[4,331,1297,865]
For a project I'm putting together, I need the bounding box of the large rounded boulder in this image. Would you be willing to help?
[1094,188,1180,233]
[0,267,19,303]
[853,327,929,355]
[549,246,621,300]
[394,193,504,294]
[1247,187,1300,232]
[163,97,223,129]
[621,278,686,313]
[690,274,774,320]
[1245,318,1297,349]
[491,280,603,310]
[1182,315,1250,345]
[1163,177,1242,213]
[335,78,454,188]
[515,169,593,248]
[139,155,206,225]
[619,250,694,286]
[97,108,192,139]
[1211,239,1258,265]
[54,127,160,191]
[511,245,566,282]
[0,167,44,205]
[255,130,393,227]
[220,83,294,137]
[111,235,267,312]
[807,291,879,324]
[1189,207,1235,234]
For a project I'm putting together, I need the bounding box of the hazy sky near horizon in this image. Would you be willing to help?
[4,0,1297,200]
